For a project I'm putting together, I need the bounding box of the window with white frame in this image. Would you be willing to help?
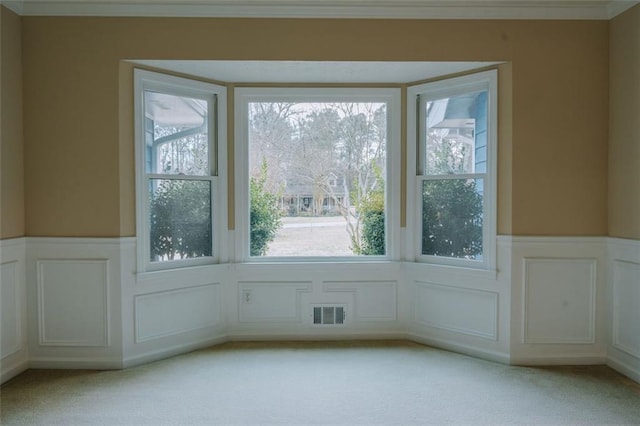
[235,88,401,261]
[408,70,497,269]
[134,70,227,271]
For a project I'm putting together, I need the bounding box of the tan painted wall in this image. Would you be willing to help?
[1,6,24,239]
[22,17,609,237]
[610,4,640,240]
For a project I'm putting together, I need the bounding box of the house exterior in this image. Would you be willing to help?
[280,174,347,216]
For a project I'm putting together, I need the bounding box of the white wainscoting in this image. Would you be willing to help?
[230,263,404,340]
[607,238,640,383]
[26,238,127,369]
[405,237,511,364]
[2,261,22,356]
[323,281,397,322]
[121,241,229,368]
[413,281,498,340]
[612,261,640,357]
[134,283,223,342]
[1,238,28,383]
[37,259,110,347]
[3,235,638,385]
[522,258,596,344]
[509,237,607,365]
[238,281,313,323]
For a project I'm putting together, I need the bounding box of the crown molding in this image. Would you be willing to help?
[2,1,25,15]
[607,0,639,18]
[2,0,638,19]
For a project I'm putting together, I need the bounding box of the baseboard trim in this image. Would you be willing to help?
[28,357,123,370]
[1,359,29,384]
[122,335,228,369]
[407,332,511,364]
[510,353,607,366]
[607,355,640,384]
[228,331,407,342]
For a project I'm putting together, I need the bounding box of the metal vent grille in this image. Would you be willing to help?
[313,306,345,325]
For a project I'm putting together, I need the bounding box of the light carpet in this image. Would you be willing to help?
[1,341,639,425]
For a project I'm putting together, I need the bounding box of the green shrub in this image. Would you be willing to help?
[421,179,482,258]
[150,179,211,261]
[250,161,282,256]
[359,191,385,256]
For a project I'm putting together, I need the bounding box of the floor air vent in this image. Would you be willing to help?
[313,306,346,325]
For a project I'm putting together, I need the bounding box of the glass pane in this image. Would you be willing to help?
[421,179,483,260]
[248,102,387,257]
[144,91,209,175]
[149,179,212,262]
[425,90,487,175]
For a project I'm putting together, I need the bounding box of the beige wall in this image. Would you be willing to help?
[21,17,609,237]
[1,6,24,239]
[610,4,640,240]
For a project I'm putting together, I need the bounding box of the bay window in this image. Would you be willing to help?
[134,69,227,271]
[408,70,497,269]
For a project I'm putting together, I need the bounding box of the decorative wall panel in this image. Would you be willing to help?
[37,260,109,347]
[238,282,312,322]
[414,281,498,340]
[1,262,22,357]
[612,260,640,358]
[523,258,596,344]
[135,283,222,343]
[324,281,397,321]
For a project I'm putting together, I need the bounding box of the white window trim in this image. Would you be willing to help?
[134,69,228,273]
[406,70,497,270]
[234,87,401,263]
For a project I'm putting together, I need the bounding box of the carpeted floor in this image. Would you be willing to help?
[1,340,639,425]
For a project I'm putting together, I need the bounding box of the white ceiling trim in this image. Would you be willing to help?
[606,0,638,18]
[3,0,638,20]
[130,60,504,84]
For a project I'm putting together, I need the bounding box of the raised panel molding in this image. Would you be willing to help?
[135,283,222,343]
[523,258,596,344]
[413,281,498,340]
[1,261,22,358]
[323,281,397,321]
[37,260,110,347]
[612,260,640,359]
[238,282,312,323]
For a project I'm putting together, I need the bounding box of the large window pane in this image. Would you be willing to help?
[149,179,212,262]
[248,102,387,257]
[144,91,209,176]
[425,91,487,175]
[421,178,483,260]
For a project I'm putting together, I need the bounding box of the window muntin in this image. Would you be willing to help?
[236,88,401,262]
[411,70,497,269]
[135,70,226,271]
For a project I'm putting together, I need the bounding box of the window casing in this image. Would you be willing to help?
[134,69,227,272]
[407,70,497,269]
[235,87,401,262]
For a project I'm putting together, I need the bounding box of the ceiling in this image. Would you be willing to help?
[4,0,639,19]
